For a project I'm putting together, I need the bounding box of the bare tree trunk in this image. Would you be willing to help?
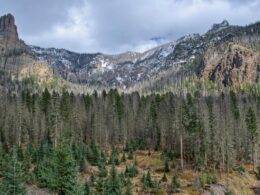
[253,142,256,172]
[180,134,184,170]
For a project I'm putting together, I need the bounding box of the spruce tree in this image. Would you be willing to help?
[161,172,168,182]
[246,107,258,169]
[0,151,26,195]
[98,160,108,178]
[125,177,133,195]
[172,173,180,192]
[164,160,170,173]
[104,163,122,195]
[51,145,82,194]
[121,152,126,162]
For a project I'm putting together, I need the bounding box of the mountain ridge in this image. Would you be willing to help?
[1,13,260,92]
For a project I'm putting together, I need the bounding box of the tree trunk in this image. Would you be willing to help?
[180,134,184,170]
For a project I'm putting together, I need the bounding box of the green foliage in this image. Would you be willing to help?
[149,101,161,150]
[164,160,170,173]
[125,177,133,195]
[72,142,87,172]
[230,90,240,120]
[125,139,146,151]
[161,149,177,160]
[246,107,258,143]
[87,141,101,166]
[172,173,181,191]
[83,94,92,110]
[98,160,108,178]
[0,151,26,195]
[104,163,123,195]
[108,146,120,165]
[60,89,71,120]
[84,180,93,195]
[127,149,134,160]
[233,165,245,173]
[125,164,138,178]
[142,171,155,190]
[121,152,126,162]
[41,88,51,114]
[256,166,260,180]
[115,90,124,122]
[171,161,176,169]
[182,93,202,134]
[34,145,82,194]
[199,171,218,187]
[161,172,168,182]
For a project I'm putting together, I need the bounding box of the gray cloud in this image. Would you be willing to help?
[1,0,260,53]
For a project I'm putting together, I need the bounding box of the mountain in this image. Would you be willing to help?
[0,14,55,88]
[1,13,260,91]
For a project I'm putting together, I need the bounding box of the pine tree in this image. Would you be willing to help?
[125,164,138,177]
[172,173,180,192]
[87,141,100,166]
[164,160,170,173]
[41,88,51,114]
[96,178,105,194]
[98,159,108,178]
[246,107,258,170]
[51,145,82,194]
[34,145,82,194]
[127,149,133,160]
[108,146,120,165]
[142,171,155,191]
[104,163,122,195]
[161,172,168,182]
[84,180,92,195]
[125,177,133,195]
[121,152,126,162]
[0,151,26,195]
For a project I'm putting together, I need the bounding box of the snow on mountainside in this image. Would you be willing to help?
[3,13,260,89]
[30,41,179,88]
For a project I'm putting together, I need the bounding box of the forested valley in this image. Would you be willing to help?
[0,87,260,194]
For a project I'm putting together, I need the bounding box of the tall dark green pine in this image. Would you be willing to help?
[0,151,26,195]
[125,177,133,195]
[104,163,122,195]
[172,173,180,192]
[246,107,258,169]
[51,146,82,195]
[108,146,120,165]
[84,180,92,195]
[41,88,51,115]
[149,101,161,150]
[164,160,170,173]
[60,89,70,120]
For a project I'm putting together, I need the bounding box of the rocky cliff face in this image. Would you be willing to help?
[0,14,24,52]
[0,14,53,84]
[201,43,260,86]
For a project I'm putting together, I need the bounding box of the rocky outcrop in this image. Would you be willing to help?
[0,14,19,51]
[207,20,230,34]
[0,14,52,84]
[201,43,260,86]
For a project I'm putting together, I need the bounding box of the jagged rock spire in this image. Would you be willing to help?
[0,14,16,30]
[0,13,19,51]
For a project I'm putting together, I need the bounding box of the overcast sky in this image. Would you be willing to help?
[1,0,260,54]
